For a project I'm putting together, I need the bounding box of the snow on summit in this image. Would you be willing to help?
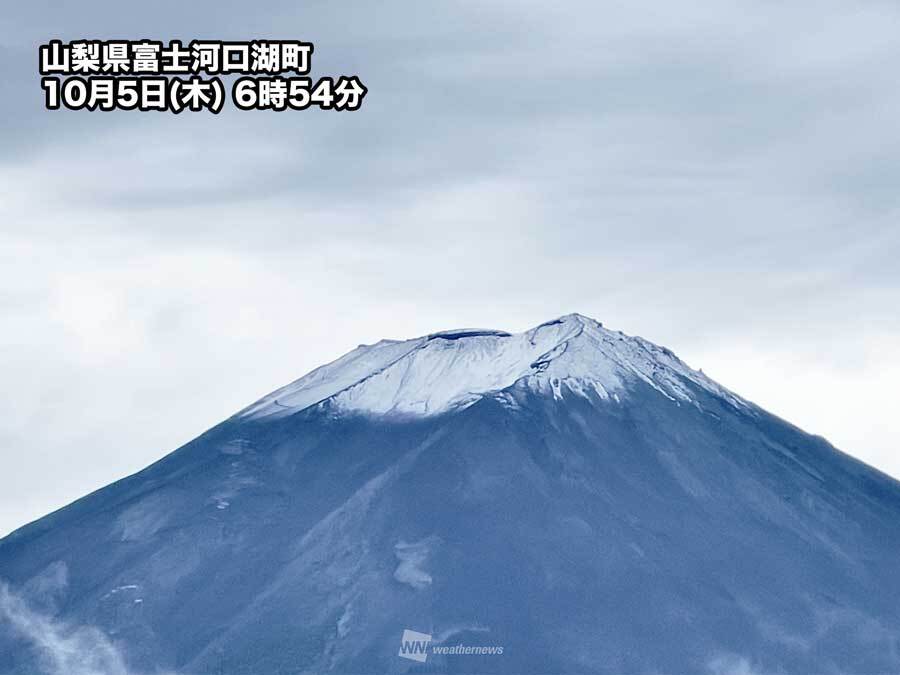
[241,313,746,419]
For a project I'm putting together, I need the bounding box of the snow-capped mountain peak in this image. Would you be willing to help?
[240,313,745,419]
[4,314,899,675]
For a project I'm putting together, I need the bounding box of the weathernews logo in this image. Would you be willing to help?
[398,629,432,663]
[398,628,504,663]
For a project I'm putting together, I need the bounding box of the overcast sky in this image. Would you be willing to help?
[2,0,899,537]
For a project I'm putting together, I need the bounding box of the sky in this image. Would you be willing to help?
[1,0,899,537]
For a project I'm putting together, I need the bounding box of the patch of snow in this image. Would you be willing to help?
[114,496,170,542]
[100,584,140,601]
[336,606,352,638]
[393,537,439,591]
[433,623,490,643]
[658,451,708,498]
[220,439,252,456]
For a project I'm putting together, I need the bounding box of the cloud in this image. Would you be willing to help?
[0,582,175,675]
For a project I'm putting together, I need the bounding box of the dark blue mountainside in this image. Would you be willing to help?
[1,314,899,675]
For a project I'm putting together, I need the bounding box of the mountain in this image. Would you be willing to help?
[2,313,899,675]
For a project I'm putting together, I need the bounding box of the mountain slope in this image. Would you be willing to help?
[1,314,899,675]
